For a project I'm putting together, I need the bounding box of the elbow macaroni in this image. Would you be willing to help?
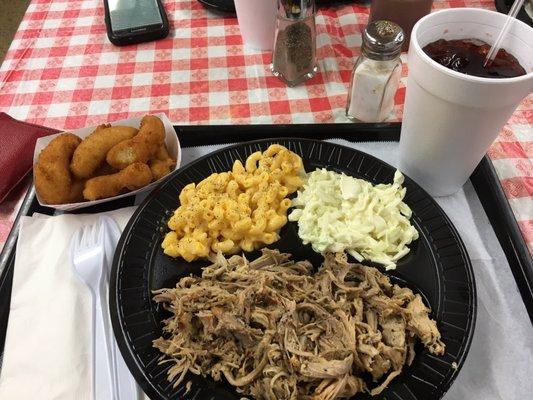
[162,145,304,261]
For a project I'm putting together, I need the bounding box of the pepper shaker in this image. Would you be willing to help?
[346,21,404,123]
[270,0,318,87]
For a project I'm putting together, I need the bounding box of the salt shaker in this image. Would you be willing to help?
[271,0,318,87]
[346,21,404,123]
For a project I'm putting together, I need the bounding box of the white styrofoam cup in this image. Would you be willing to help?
[399,8,533,196]
[234,0,277,51]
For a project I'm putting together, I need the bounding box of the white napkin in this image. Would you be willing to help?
[0,207,136,399]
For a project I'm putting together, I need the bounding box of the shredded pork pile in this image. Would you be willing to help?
[153,250,445,399]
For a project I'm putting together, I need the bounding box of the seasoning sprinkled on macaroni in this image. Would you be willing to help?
[162,145,304,261]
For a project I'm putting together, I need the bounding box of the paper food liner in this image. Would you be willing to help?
[32,113,181,211]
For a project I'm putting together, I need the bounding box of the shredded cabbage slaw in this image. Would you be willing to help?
[288,169,419,270]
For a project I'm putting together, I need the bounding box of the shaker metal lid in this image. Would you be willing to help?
[362,20,404,60]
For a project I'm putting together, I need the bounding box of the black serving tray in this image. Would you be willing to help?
[0,122,531,371]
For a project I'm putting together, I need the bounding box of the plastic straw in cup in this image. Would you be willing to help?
[484,0,526,66]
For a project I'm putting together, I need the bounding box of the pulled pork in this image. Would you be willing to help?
[153,249,445,399]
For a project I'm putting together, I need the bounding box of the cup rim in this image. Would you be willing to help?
[411,8,533,84]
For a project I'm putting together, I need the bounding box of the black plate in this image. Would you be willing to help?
[196,0,362,14]
[110,138,476,400]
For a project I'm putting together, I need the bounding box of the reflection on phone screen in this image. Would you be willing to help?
[109,0,163,31]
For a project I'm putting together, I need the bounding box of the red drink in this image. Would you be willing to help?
[423,39,526,79]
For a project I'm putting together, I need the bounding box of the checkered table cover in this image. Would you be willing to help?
[0,0,531,254]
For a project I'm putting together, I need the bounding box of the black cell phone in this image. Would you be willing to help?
[104,0,170,46]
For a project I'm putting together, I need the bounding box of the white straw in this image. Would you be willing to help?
[484,0,525,66]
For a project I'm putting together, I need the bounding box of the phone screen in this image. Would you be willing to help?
[108,0,163,32]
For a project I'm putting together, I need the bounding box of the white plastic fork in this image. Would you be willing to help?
[70,223,114,399]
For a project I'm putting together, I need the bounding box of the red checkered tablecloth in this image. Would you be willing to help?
[0,0,531,254]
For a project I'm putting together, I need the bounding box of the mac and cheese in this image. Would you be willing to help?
[162,145,304,261]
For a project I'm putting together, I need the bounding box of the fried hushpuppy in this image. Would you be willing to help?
[70,124,138,179]
[34,133,82,204]
[149,144,176,180]
[106,115,165,170]
[83,162,153,200]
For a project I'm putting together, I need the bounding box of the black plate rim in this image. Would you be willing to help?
[197,0,235,13]
[110,137,477,400]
